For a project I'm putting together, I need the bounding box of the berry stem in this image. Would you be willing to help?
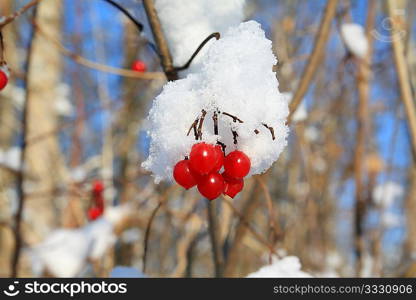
[232,130,238,144]
[197,109,207,140]
[262,123,276,140]
[213,111,219,135]
[222,112,244,123]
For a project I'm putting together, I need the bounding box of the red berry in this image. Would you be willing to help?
[131,60,147,72]
[88,207,104,221]
[189,143,218,175]
[93,180,104,193]
[223,177,244,198]
[0,69,8,91]
[173,159,197,189]
[212,145,224,172]
[197,172,224,200]
[224,151,251,179]
[222,171,241,184]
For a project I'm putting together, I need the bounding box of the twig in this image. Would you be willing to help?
[0,0,42,29]
[11,6,38,278]
[186,117,199,139]
[262,123,276,140]
[222,112,244,123]
[288,0,338,124]
[142,201,162,274]
[197,110,207,140]
[101,0,143,32]
[174,32,220,71]
[33,21,165,80]
[143,0,178,81]
[387,0,416,160]
[256,177,281,244]
[353,1,376,276]
[206,199,224,277]
[213,111,218,135]
[142,187,174,273]
[222,196,278,255]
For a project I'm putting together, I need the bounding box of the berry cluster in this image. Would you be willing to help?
[173,142,251,200]
[0,66,9,91]
[87,181,105,221]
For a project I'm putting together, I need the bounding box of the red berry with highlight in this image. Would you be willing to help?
[0,69,8,91]
[224,151,251,179]
[197,172,224,200]
[223,177,244,198]
[92,180,104,193]
[131,60,147,72]
[189,143,217,175]
[88,207,103,221]
[173,159,197,189]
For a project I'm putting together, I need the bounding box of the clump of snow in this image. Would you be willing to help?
[1,84,25,109]
[30,205,131,277]
[340,23,369,59]
[304,126,319,142]
[142,21,289,183]
[121,228,141,244]
[246,256,312,278]
[54,83,74,117]
[155,0,245,72]
[373,181,404,208]
[109,266,145,278]
[381,212,402,228]
[0,147,22,171]
[283,92,307,123]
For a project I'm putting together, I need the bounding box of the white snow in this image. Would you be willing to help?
[340,23,369,59]
[373,181,404,208]
[1,84,25,109]
[142,21,289,183]
[283,92,307,123]
[246,256,312,278]
[381,212,402,228]
[30,205,131,277]
[54,83,74,117]
[109,266,145,278]
[0,147,22,171]
[154,0,245,73]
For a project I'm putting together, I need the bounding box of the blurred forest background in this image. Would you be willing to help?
[0,0,416,278]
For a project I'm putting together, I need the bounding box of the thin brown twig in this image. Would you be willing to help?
[10,5,38,278]
[353,1,376,276]
[206,199,224,277]
[0,0,42,29]
[288,0,339,123]
[222,196,277,255]
[387,0,416,160]
[174,32,220,71]
[32,21,165,80]
[142,187,174,273]
[143,0,177,81]
[256,176,281,244]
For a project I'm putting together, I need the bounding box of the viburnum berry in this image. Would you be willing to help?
[212,145,224,172]
[92,180,104,193]
[87,207,103,221]
[0,67,9,91]
[224,150,251,179]
[189,142,218,175]
[131,60,147,72]
[197,172,224,200]
[173,159,197,189]
[223,177,244,198]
